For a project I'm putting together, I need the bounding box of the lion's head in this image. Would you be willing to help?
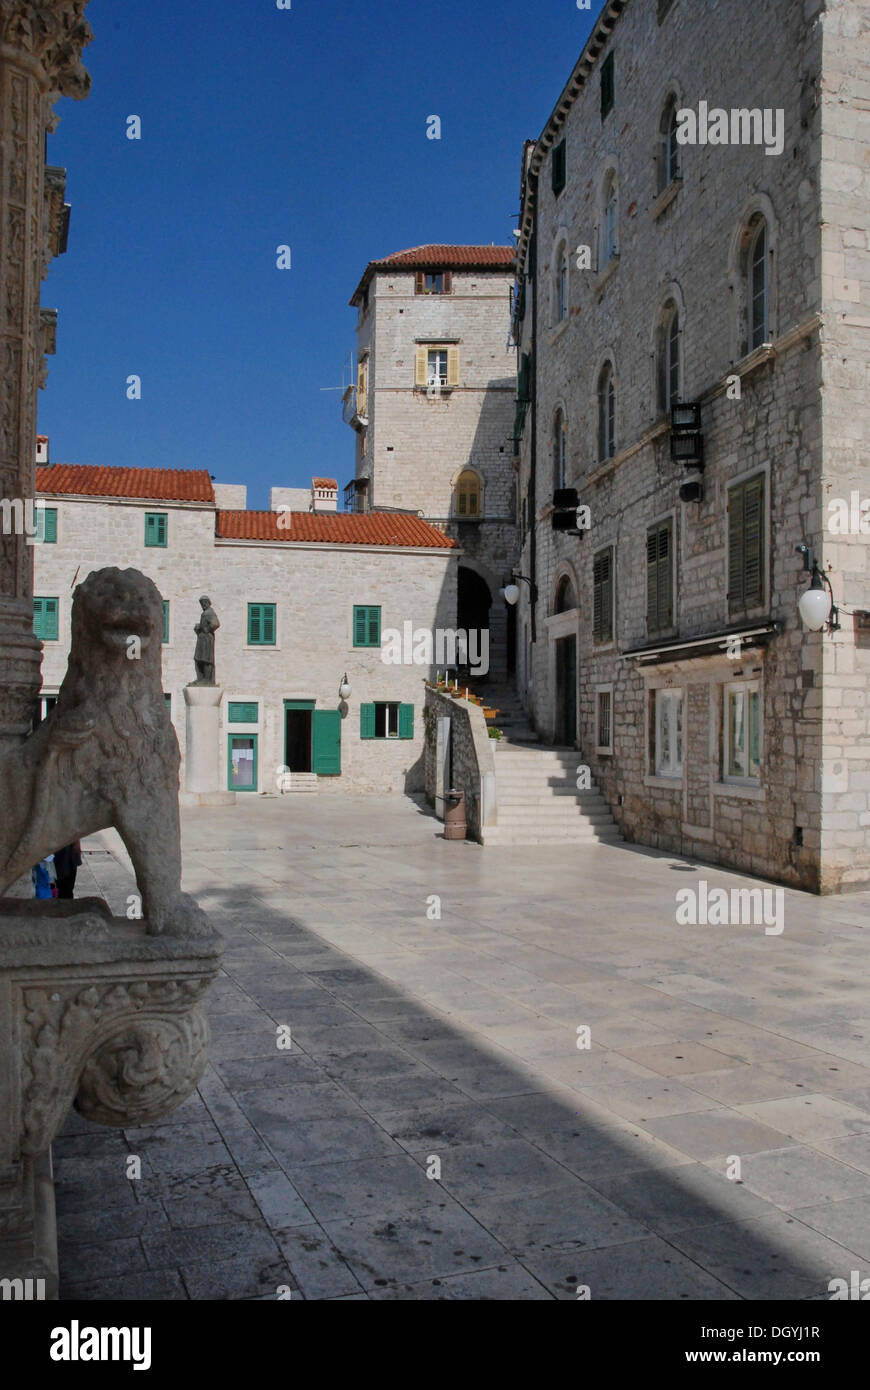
[70,567,164,668]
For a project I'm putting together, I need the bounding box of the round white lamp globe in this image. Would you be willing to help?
[503,584,520,606]
[798,584,831,632]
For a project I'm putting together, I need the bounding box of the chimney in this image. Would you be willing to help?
[311,477,338,512]
[35,436,49,465]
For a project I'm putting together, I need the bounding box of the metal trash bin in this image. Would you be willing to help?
[444,789,466,841]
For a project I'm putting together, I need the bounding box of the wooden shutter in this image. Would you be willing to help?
[647,521,672,632]
[40,507,57,543]
[415,271,425,294]
[360,703,376,739]
[368,606,380,646]
[34,596,58,641]
[728,485,745,609]
[162,600,169,643]
[312,709,341,774]
[728,477,764,612]
[353,606,367,646]
[415,348,428,386]
[398,704,414,739]
[447,347,460,387]
[248,604,261,644]
[743,477,764,607]
[262,604,276,644]
[593,549,613,644]
[443,271,453,294]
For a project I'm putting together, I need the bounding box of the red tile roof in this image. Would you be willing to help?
[351,244,514,303]
[36,464,215,503]
[217,510,456,549]
[312,477,338,488]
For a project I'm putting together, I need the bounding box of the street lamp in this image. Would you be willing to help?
[796,545,839,632]
[339,673,351,699]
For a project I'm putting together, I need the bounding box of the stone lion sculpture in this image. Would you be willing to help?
[0,567,209,937]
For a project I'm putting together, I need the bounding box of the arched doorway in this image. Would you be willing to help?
[457,566,493,680]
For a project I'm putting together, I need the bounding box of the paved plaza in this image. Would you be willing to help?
[55,795,870,1300]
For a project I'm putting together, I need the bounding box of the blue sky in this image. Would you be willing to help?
[40,0,604,509]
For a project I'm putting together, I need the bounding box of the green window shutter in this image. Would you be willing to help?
[248,604,276,645]
[601,51,615,119]
[145,512,167,547]
[353,605,380,647]
[36,507,57,543]
[228,701,258,723]
[551,140,567,196]
[312,709,341,775]
[360,703,376,739]
[398,704,414,739]
[162,600,169,643]
[34,597,58,641]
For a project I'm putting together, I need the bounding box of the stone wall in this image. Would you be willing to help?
[423,684,496,841]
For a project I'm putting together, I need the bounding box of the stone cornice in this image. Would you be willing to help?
[0,1,93,97]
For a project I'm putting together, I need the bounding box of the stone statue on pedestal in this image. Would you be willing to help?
[192,595,220,685]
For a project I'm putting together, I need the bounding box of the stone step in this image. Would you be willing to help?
[495,807,615,825]
[280,773,318,792]
[495,792,610,807]
[482,827,623,846]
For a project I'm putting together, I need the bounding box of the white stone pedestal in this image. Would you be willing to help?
[180,685,236,807]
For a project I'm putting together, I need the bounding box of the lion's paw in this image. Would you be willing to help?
[146,893,214,939]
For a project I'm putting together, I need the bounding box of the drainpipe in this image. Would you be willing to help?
[528,171,539,645]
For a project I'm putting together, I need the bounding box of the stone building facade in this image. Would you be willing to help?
[347,245,519,680]
[33,461,458,795]
[512,0,870,891]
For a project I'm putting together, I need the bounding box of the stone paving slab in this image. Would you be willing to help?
[52,801,870,1300]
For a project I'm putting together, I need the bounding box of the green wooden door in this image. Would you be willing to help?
[312,709,341,775]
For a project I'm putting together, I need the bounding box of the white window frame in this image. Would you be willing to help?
[595,683,614,755]
[427,348,448,387]
[723,679,762,785]
[375,701,400,739]
[654,688,683,778]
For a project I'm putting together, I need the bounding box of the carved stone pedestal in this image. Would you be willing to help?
[181,685,236,807]
[0,897,223,1297]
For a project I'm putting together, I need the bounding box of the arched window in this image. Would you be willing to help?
[552,409,567,490]
[455,469,481,517]
[659,97,679,192]
[657,300,681,415]
[749,218,769,349]
[597,364,615,463]
[555,245,569,323]
[554,574,578,614]
[600,173,618,267]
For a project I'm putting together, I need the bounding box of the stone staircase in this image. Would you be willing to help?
[471,682,622,847]
[280,772,318,793]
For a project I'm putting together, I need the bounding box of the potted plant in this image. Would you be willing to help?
[488,726,503,741]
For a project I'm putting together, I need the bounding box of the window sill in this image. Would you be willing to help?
[713,780,765,801]
[417,385,454,396]
[595,746,614,757]
[651,179,682,220]
[731,342,775,382]
[245,645,280,652]
[593,257,619,294]
[645,773,683,789]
